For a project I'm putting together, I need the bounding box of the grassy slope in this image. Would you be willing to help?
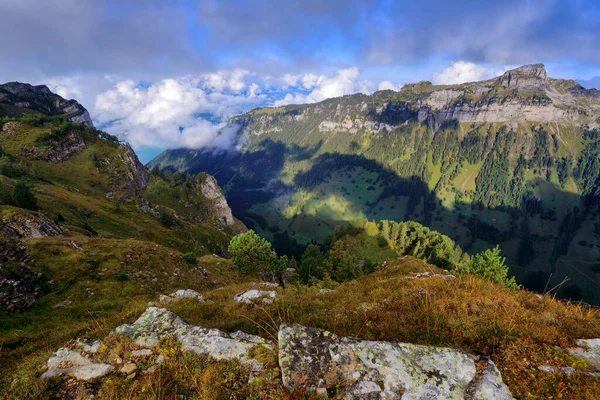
[0,120,241,254]
[7,256,599,399]
[1,237,241,396]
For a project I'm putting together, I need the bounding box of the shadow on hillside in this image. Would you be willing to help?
[167,139,600,305]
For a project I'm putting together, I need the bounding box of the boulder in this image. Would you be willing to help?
[278,324,513,399]
[568,339,600,370]
[41,348,112,381]
[111,307,272,372]
[234,290,277,305]
[159,289,208,304]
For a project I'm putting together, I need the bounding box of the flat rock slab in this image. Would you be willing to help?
[41,348,112,381]
[159,289,208,304]
[234,290,277,304]
[111,307,272,371]
[569,339,600,370]
[278,324,513,400]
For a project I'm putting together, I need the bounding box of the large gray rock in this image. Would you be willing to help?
[234,290,277,305]
[199,175,235,226]
[111,307,272,372]
[278,324,513,400]
[41,348,112,381]
[159,289,208,304]
[569,339,600,370]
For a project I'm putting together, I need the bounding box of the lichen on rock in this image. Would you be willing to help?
[278,324,513,399]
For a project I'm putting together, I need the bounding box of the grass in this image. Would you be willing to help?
[0,236,241,397]
[161,256,600,399]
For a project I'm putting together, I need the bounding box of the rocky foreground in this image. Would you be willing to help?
[41,305,514,399]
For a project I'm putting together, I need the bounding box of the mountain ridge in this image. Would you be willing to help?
[151,63,600,305]
[0,81,94,127]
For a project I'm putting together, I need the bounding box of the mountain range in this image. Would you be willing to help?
[151,64,600,304]
[3,69,600,399]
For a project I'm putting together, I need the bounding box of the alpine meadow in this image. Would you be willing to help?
[2,1,600,399]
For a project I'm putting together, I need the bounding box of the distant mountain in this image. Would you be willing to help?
[151,64,600,304]
[578,76,600,90]
[0,81,94,126]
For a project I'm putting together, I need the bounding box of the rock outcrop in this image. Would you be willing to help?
[41,307,515,398]
[103,143,150,199]
[111,307,272,372]
[568,339,600,370]
[41,348,112,381]
[0,240,42,313]
[0,82,94,127]
[199,175,235,226]
[22,132,86,162]
[234,290,277,305]
[278,324,513,399]
[159,289,208,304]
[0,209,63,239]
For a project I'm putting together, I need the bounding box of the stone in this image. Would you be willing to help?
[120,362,137,375]
[52,300,72,309]
[568,339,600,370]
[75,339,102,354]
[131,349,153,358]
[278,324,513,400]
[318,288,335,294]
[41,348,112,381]
[159,289,208,304]
[199,175,235,226]
[538,365,600,378]
[112,307,273,372]
[127,372,136,380]
[234,290,277,305]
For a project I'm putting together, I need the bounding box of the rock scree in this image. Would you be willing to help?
[278,324,513,399]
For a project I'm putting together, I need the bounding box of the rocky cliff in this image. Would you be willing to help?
[0,82,93,126]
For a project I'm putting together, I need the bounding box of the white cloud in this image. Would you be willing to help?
[94,75,263,151]
[432,61,507,85]
[274,68,372,107]
[377,80,401,91]
[300,73,326,89]
[200,69,250,93]
[282,74,299,87]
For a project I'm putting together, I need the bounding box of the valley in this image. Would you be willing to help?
[151,64,600,304]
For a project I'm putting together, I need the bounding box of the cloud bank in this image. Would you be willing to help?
[93,68,379,151]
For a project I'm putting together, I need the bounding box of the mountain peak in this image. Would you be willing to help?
[0,81,94,127]
[498,63,548,90]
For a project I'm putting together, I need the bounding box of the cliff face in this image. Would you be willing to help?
[0,82,94,127]
[240,64,599,137]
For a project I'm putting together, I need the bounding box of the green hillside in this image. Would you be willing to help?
[150,65,600,304]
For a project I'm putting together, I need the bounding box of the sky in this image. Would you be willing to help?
[1,0,600,163]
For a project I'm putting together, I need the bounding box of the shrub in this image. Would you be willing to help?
[13,180,38,211]
[183,252,198,265]
[158,208,178,229]
[228,230,278,280]
[299,244,326,284]
[114,272,129,281]
[324,240,363,282]
[454,245,521,289]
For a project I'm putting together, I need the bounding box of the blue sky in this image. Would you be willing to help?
[1,0,600,162]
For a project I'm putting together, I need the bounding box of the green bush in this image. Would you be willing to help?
[299,244,326,283]
[183,252,198,265]
[13,180,38,211]
[228,230,278,280]
[454,245,521,289]
[158,208,179,229]
[114,272,129,281]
